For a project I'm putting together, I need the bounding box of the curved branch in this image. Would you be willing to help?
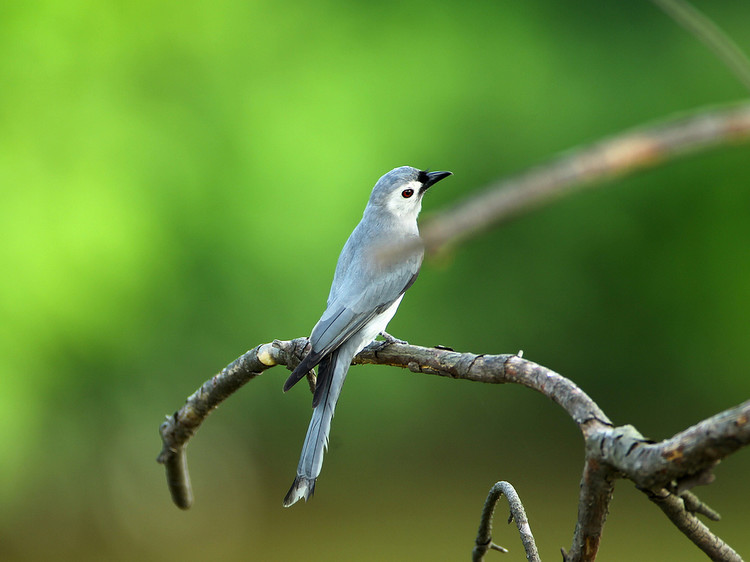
[355,344,611,429]
[158,341,609,509]
[472,481,539,562]
[157,338,310,508]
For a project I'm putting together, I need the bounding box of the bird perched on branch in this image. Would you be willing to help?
[282,165,452,507]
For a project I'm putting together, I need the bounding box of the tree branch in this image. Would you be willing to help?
[157,340,747,560]
[681,490,721,522]
[578,402,750,559]
[355,343,611,429]
[472,481,539,562]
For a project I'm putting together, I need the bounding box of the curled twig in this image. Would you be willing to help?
[472,481,539,562]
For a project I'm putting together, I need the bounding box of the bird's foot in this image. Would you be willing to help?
[379,331,408,345]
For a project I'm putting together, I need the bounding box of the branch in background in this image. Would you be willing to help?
[472,481,539,562]
[419,102,750,255]
[652,0,750,93]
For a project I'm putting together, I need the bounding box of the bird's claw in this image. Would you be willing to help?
[379,331,408,345]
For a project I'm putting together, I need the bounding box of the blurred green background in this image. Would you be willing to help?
[2,0,749,560]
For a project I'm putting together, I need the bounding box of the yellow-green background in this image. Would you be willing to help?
[2,1,749,560]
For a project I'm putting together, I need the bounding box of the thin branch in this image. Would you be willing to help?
[472,481,539,562]
[419,102,750,255]
[646,489,742,562]
[652,0,750,92]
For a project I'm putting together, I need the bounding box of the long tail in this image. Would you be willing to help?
[283,347,352,507]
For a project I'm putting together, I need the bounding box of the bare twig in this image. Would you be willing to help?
[419,102,750,255]
[472,481,539,562]
[681,491,721,522]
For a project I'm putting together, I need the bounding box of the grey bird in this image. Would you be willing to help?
[282,165,452,507]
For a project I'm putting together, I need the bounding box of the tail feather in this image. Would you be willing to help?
[283,476,316,507]
[283,348,352,507]
[283,349,324,392]
[312,354,334,408]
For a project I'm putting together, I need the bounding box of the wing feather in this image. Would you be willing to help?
[283,234,423,393]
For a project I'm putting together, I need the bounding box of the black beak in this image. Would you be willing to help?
[420,170,452,192]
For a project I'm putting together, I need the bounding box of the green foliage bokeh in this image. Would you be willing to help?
[1,1,749,560]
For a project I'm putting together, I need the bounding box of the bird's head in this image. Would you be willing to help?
[366,166,452,222]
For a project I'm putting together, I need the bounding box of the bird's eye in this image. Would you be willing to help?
[401,188,414,198]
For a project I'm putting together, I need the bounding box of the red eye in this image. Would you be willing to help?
[401,188,414,198]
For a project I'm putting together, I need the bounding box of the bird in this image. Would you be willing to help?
[282,165,452,507]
